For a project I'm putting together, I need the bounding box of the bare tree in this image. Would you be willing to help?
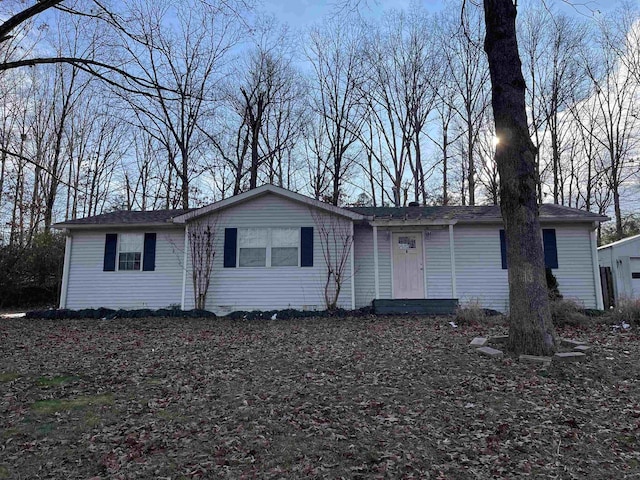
[189,217,218,310]
[311,211,353,311]
[442,1,491,206]
[360,6,439,206]
[210,18,307,194]
[307,18,366,205]
[483,0,556,355]
[115,0,243,209]
[581,11,640,239]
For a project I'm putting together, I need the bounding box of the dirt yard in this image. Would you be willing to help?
[1,316,639,479]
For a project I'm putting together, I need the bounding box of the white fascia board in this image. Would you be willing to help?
[598,232,640,250]
[52,222,182,230]
[172,184,366,224]
[370,219,458,227]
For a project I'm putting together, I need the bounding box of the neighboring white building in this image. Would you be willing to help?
[598,234,640,303]
[54,185,607,315]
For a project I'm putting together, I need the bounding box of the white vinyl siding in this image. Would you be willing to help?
[454,226,510,312]
[65,228,185,309]
[183,193,353,314]
[550,224,598,308]
[424,229,454,298]
[453,223,598,312]
[353,225,375,308]
[353,223,597,313]
[599,236,640,301]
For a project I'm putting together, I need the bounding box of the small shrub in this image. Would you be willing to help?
[549,299,591,327]
[607,297,640,328]
[546,268,562,301]
[455,300,487,325]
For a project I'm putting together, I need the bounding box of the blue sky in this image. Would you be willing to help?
[261,0,626,29]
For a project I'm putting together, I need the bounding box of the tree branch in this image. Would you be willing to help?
[0,0,63,43]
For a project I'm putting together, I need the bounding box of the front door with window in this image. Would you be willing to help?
[392,232,424,299]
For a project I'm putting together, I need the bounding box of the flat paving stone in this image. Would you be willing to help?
[477,346,503,358]
[554,351,586,362]
[520,354,552,365]
[573,345,592,354]
[560,338,587,348]
[470,337,488,347]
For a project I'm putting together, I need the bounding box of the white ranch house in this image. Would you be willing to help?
[54,184,607,314]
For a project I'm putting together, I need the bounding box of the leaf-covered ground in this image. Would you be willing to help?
[1,316,639,479]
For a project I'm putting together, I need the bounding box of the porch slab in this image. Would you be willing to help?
[373,299,459,315]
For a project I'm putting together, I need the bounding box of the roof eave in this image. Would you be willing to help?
[52,221,183,230]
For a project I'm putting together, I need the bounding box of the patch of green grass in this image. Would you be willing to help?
[0,465,10,479]
[0,372,20,383]
[156,409,186,422]
[36,423,55,436]
[36,375,79,387]
[32,394,114,414]
[145,377,165,385]
[84,413,101,427]
[1,428,19,439]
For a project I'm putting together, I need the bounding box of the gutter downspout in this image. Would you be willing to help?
[591,222,604,310]
[350,221,356,310]
[181,223,189,310]
[449,224,457,298]
[59,230,72,309]
[373,224,379,299]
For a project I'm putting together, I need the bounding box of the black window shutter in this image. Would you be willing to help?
[543,229,558,269]
[104,234,117,271]
[224,228,237,268]
[499,229,507,270]
[301,227,314,267]
[143,233,156,271]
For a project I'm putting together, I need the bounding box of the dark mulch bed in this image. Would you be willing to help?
[0,316,639,479]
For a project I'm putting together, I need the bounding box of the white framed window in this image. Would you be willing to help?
[118,233,143,271]
[237,228,299,267]
[238,228,268,267]
[272,228,299,266]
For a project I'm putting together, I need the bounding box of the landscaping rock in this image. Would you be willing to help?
[573,345,592,354]
[554,352,586,362]
[470,337,488,347]
[560,338,587,348]
[519,354,552,365]
[476,346,503,358]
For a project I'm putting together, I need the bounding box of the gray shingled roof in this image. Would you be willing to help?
[54,202,607,229]
[347,204,608,222]
[54,209,193,228]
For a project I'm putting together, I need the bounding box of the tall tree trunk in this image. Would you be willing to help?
[483,0,556,356]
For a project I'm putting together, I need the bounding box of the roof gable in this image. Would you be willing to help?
[172,184,366,223]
